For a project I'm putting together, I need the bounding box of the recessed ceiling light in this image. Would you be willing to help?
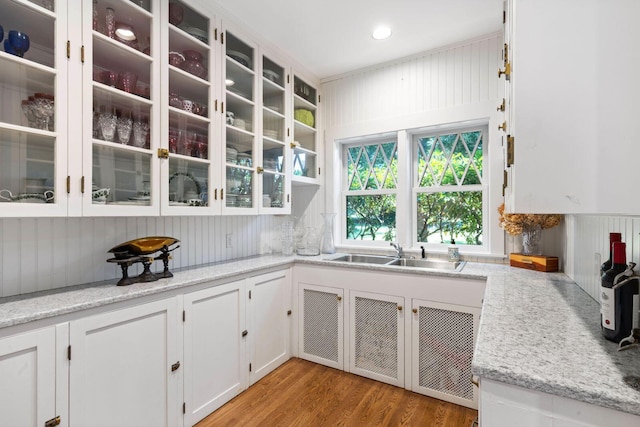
[372,26,392,40]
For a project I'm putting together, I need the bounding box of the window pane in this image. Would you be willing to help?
[416,191,483,245]
[346,195,396,241]
[346,141,397,191]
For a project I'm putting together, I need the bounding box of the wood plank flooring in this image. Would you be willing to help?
[196,358,477,427]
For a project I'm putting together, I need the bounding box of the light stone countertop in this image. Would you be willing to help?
[0,252,638,416]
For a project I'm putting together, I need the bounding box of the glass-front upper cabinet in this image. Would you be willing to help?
[82,0,160,215]
[292,73,320,184]
[161,1,215,214]
[223,28,257,212]
[261,52,290,213]
[0,0,69,216]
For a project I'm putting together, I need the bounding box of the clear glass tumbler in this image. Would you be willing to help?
[116,115,132,144]
[98,111,117,142]
[132,120,149,148]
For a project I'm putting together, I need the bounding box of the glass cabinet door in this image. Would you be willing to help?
[163,1,213,213]
[292,74,319,184]
[0,0,68,216]
[83,0,159,215]
[261,53,289,212]
[223,29,257,212]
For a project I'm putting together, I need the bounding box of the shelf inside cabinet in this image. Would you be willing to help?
[168,107,209,130]
[226,127,254,153]
[0,52,55,88]
[263,77,285,96]
[93,138,150,154]
[293,119,316,136]
[3,0,55,68]
[168,26,209,55]
[168,66,210,102]
[226,59,255,100]
[93,33,152,81]
[93,84,152,115]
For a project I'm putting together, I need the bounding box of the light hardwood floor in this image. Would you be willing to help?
[196,358,477,427]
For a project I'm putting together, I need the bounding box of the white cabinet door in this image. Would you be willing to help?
[349,290,404,387]
[298,283,344,370]
[504,0,640,214]
[248,269,291,385]
[411,299,479,409]
[69,298,180,427]
[0,327,57,427]
[183,280,247,426]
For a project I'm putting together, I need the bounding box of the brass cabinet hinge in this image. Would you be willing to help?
[287,127,290,137]
[242,330,248,337]
[506,135,515,167]
[66,176,70,194]
[498,62,511,79]
[182,310,185,322]
[214,28,218,41]
[256,166,264,174]
[249,363,252,372]
[497,98,505,112]
[318,167,321,175]
[215,99,218,112]
[221,32,224,44]
[183,402,186,414]
[220,188,224,200]
[67,345,71,361]
[318,94,321,103]
[81,45,85,63]
[221,101,224,114]
[502,170,508,196]
[214,188,218,200]
[503,43,509,65]
[80,176,85,194]
[248,290,252,299]
[66,40,70,59]
[45,416,61,427]
[287,194,290,203]
[171,361,181,372]
[287,74,290,84]
[158,148,169,159]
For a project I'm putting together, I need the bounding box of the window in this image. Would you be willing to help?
[344,138,397,241]
[414,128,485,246]
[339,123,489,252]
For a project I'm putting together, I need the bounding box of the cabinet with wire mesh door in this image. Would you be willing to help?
[298,283,344,370]
[411,299,480,409]
[349,290,405,387]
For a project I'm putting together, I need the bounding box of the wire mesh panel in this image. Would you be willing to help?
[418,305,474,401]
[354,296,398,378]
[303,289,339,363]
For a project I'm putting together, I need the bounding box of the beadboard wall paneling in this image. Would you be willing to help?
[566,215,640,301]
[321,34,501,130]
[0,215,287,298]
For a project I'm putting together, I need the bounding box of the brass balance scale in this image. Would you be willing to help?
[107,236,180,286]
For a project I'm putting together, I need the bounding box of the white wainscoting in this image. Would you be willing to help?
[0,215,286,297]
[321,33,502,131]
[566,215,640,301]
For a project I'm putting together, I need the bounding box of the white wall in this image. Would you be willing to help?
[0,215,289,297]
[321,33,507,257]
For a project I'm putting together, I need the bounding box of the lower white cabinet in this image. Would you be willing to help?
[248,269,292,385]
[69,298,181,427]
[298,282,344,370]
[183,280,247,426]
[349,290,404,387]
[411,299,480,409]
[0,325,65,427]
[294,264,485,408]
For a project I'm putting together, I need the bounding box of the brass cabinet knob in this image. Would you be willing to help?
[337,295,342,301]
[498,121,507,132]
[412,308,418,314]
[397,305,403,311]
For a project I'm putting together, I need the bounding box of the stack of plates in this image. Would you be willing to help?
[264,129,278,139]
[226,146,238,163]
[227,50,251,68]
[263,69,280,83]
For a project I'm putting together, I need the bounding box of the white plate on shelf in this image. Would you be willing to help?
[263,69,280,82]
[227,50,251,68]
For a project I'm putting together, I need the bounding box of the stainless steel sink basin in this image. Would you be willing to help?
[331,254,398,265]
[330,254,465,272]
[387,258,466,271]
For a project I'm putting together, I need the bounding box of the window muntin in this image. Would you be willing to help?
[344,140,397,241]
[414,128,485,246]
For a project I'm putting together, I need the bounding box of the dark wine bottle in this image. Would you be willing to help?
[600,232,622,275]
[601,242,637,343]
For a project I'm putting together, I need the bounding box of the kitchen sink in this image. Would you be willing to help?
[331,254,398,265]
[386,258,466,271]
[330,254,466,272]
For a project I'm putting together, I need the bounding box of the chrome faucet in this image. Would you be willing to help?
[390,242,404,258]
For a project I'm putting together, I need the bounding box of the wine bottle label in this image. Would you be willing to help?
[601,287,615,330]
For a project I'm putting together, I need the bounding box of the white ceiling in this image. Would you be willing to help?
[211,0,504,79]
